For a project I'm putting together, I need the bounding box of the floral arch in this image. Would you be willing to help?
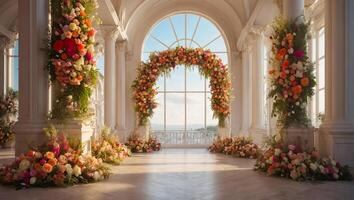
[132,46,231,128]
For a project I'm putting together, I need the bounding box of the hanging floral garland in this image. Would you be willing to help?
[132,47,231,127]
[48,0,99,120]
[268,17,316,127]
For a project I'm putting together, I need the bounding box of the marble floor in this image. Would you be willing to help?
[0,148,353,200]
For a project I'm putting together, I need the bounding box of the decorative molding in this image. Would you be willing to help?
[0,35,16,49]
[100,25,120,41]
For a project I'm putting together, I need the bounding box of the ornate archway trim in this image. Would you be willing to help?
[132,47,231,127]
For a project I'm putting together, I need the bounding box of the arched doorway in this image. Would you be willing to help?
[140,13,230,146]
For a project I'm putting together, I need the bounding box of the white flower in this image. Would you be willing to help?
[295,71,303,78]
[65,164,73,176]
[310,163,318,171]
[30,177,37,185]
[73,165,82,177]
[19,159,31,172]
[333,173,339,179]
[70,71,77,78]
[93,171,101,181]
[319,165,325,174]
[35,152,43,159]
[87,45,94,53]
[274,148,282,156]
[288,48,294,54]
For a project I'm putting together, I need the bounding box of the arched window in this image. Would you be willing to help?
[142,13,228,145]
[8,40,19,91]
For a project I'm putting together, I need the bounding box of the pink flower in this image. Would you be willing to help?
[39,159,46,165]
[294,50,304,59]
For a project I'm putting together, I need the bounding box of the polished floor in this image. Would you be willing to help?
[0,148,354,200]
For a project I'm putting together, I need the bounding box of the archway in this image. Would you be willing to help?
[132,46,231,144]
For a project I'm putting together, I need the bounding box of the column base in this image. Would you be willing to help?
[217,126,230,138]
[52,120,94,154]
[14,121,48,156]
[249,128,267,145]
[282,126,315,151]
[319,122,354,167]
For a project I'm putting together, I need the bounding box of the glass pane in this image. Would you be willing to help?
[150,93,164,130]
[96,55,104,74]
[170,14,185,42]
[318,89,325,114]
[318,58,325,89]
[206,93,218,129]
[186,67,204,91]
[10,57,19,91]
[166,93,185,130]
[166,65,185,91]
[319,31,325,58]
[141,53,150,62]
[143,36,168,52]
[150,19,176,47]
[186,14,199,39]
[193,18,221,46]
[204,36,227,52]
[186,93,205,130]
[13,40,19,56]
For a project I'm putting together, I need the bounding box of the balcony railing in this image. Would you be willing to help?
[151,130,217,145]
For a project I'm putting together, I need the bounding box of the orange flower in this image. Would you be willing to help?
[48,158,58,166]
[42,163,53,173]
[286,33,294,41]
[34,163,42,170]
[292,85,302,94]
[72,31,79,38]
[45,151,55,160]
[282,60,290,68]
[80,11,86,17]
[300,77,310,86]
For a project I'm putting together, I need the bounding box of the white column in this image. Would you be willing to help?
[249,34,267,143]
[283,0,304,21]
[0,37,8,96]
[102,26,119,130]
[319,0,354,166]
[14,0,49,155]
[239,44,252,135]
[116,41,126,141]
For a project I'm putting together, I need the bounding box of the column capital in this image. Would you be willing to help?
[0,35,16,50]
[100,25,120,41]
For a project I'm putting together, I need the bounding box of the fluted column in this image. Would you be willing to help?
[319,0,354,166]
[102,26,119,130]
[239,44,252,135]
[116,41,126,141]
[14,0,49,155]
[283,0,304,21]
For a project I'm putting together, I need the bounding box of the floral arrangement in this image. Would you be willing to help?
[125,135,161,153]
[254,136,352,181]
[92,127,131,165]
[0,126,110,188]
[208,136,259,159]
[268,17,316,127]
[132,47,231,127]
[0,89,18,146]
[48,0,99,119]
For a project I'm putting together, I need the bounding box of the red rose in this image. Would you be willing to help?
[53,40,64,52]
[64,38,77,57]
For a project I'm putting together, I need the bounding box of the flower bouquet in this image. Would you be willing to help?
[125,135,161,153]
[0,126,110,189]
[254,136,352,181]
[91,127,131,165]
[0,89,18,146]
[208,136,259,159]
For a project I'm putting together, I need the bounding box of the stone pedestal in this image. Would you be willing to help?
[282,126,315,151]
[134,125,149,139]
[53,120,94,154]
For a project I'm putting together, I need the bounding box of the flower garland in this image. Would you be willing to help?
[125,135,161,153]
[91,127,131,165]
[0,89,18,146]
[268,17,316,127]
[0,126,110,189]
[48,0,99,119]
[254,137,352,181]
[208,136,259,159]
[132,47,231,127]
